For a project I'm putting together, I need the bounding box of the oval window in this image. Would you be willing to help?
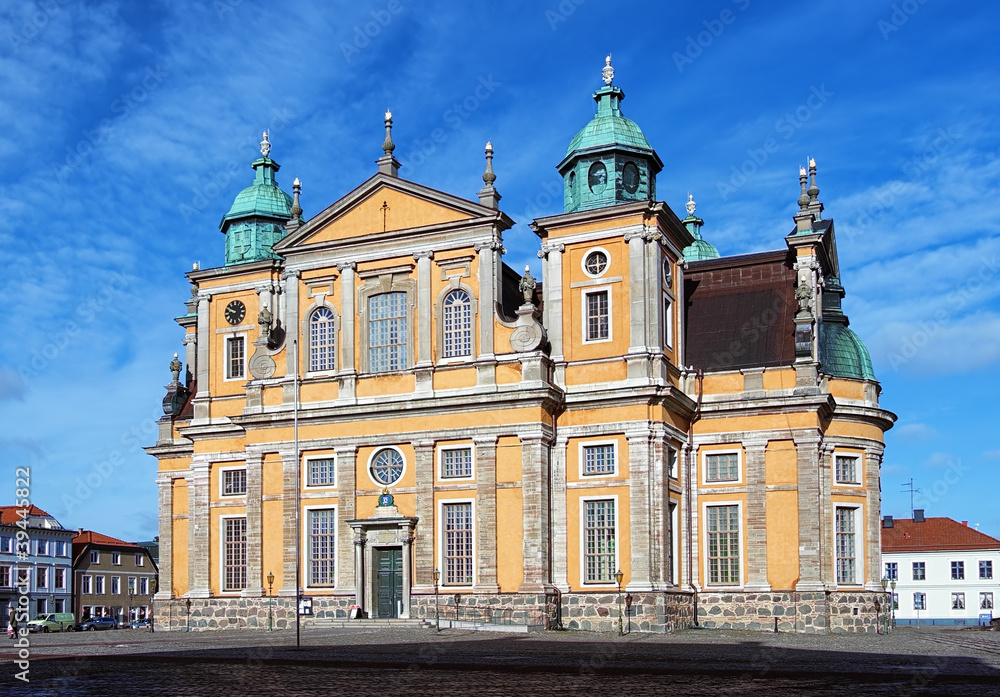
[588,162,607,194]
[584,250,609,277]
[622,162,639,194]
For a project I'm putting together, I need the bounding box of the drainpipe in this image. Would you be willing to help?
[686,369,703,625]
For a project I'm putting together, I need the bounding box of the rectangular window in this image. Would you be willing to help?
[442,289,473,358]
[0,537,11,553]
[54,599,65,613]
[951,561,965,580]
[369,292,408,372]
[443,502,474,585]
[663,295,673,347]
[55,568,66,590]
[128,576,137,594]
[307,457,336,487]
[705,452,739,483]
[82,575,92,594]
[584,499,616,583]
[136,554,144,567]
[95,576,105,594]
[91,550,100,564]
[55,541,66,556]
[36,567,48,589]
[707,504,740,585]
[667,446,678,479]
[885,562,897,581]
[982,592,994,610]
[222,468,247,496]
[835,455,860,484]
[223,518,247,592]
[835,507,857,584]
[914,592,926,610]
[441,448,473,479]
[952,592,965,610]
[37,539,48,556]
[980,560,993,580]
[139,577,148,595]
[226,335,245,379]
[584,290,609,342]
[912,561,925,580]
[112,552,121,566]
[308,509,336,587]
[0,565,11,588]
[582,443,616,476]
[111,576,120,594]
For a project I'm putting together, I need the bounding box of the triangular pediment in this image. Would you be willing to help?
[276,174,500,252]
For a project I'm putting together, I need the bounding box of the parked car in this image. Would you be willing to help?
[130,618,151,630]
[26,613,76,633]
[78,616,117,631]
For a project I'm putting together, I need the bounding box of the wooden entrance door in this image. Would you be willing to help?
[375,548,403,618]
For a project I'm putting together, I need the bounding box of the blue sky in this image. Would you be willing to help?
[1,1,998,543]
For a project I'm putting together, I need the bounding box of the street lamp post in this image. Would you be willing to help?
[880,577,889,634]
[890,580,897,630]
[267,571,274,632]
[150,579,157,633]
[625,593,633,634]
[185,598,191,632]
[433,569,441,632]
[128,585,135,629]
[615,569,624,636]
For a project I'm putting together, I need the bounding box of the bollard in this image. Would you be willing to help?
[774,617,778,633]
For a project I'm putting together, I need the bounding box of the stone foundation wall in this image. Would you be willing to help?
[410,592,552,627]
[696,591,886,634]
[153,595,354,631]
[561,591,696,633]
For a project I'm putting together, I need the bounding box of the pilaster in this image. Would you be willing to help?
[282,269,302,404]
[794,435,824,591]
[411,440,435,591]
[550,435,570,591]
[192,294,212,421]
[279,451,299,596]
[155,474,174,599]
[337,262,357,402]
[626,428,654,591]
[624,229,649,379]
[864,446,884,590]
[242,450,264,596]
[518,433,551,592]
[414,251,434,394]
[744,440,770,591]
[538,242,565,361]
[474,235,502,386]
[473,435,499,593]
[186,460,211,598]
[336,446,358,595]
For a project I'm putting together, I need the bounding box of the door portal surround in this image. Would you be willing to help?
[347,502,416,619]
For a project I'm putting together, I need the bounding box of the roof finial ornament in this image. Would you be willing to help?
[686,193,696,216]
[482,141,496,185]
[290,177,302,220]
[260,130,271,158]
[797,163,810,210]
[382,109,395,155]
[807,157,820,201]
[602,54,614,86]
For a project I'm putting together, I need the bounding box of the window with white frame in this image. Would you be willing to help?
[55,541,66,556]
[55,567,66,589]
[913,561,925,580]
[885,562,897,581]
[583,249,608,277]
[90,550,99,564]
[667,446,678,478]
[835,507,857,584]
[443,289,473,358]
[369,448,405,487]
[369,292,408,372]
[136,554,144,567]
[222,468,247,496]
[441,447,473,479]
[223,517,247,592]
[835,455,860,484]
[309,306,337,372]
[582,442,616,476]
[226,335,245,380]
[980,560,993,579]
[705,452,739,483]
[94,575,104,594]
[443,502,473,585]
[706,504,740,585]
[914,592,926,610]
[307,457,336,487]
[982,592,994,610]
[112,552,121,566]
[128,576,136,594]
[584,289,610,342]
[15,567,28,587]
[0,537,11,553]
[951,560,965,580]
[308,508,336,587]
[82,575,92,594]
[952,592,965,610]
[663,295,673,347]
[36,566,48,589]
[139,577,148,595]
[583,499,616,584]
[111,576,120,595]
[37,539,48,555]
[0,565,9,588]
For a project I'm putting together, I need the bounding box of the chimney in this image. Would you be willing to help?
[77,528,84,535]
[962,521,968,526]
[913,509,925,523]
[882,515,894,528]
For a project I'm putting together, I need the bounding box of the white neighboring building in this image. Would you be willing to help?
[882,512,1000,626]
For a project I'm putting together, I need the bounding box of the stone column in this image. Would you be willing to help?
[186,460,211,598]
[538,243,565,360]
[794,435,824,591]
[412,440,436,591]
[182,334,197,389]
[626,428,654,591]
[644,230,661,350]
[401,531,414,618]
[336,446,358,595]
[473,435,499,593]
[681,443,696,591]
[819,443,835,588]
[413,251,434,393]
[242,451,264,596]
[192,294,212,421]
[518,434,551,593]
[282,269,301,404]
[864,446,884,591]
[353,531,367,612]
[279,451,299,596]
[744,440,771,591]
[624,229,648,380]
[474,235,501,386]
[550,435,569,591]
[337,262,357,402]
[155,474,173,599]
[649,431,667,588]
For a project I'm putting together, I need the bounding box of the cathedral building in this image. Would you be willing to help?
[147,59,895,633]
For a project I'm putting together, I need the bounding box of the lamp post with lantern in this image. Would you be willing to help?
[880,577,889,634]
[267,571,274,632]
[615,569,624,636]
[890,580,897,630]
[433,569,441,632]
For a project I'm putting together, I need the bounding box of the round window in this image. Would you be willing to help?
[622,162,639,194]
[588,162,607,194]
[370,448,405,486]
[584,250,608,277]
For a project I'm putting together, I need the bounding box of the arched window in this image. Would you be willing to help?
[309,307,336,372]
[442,289,472,358]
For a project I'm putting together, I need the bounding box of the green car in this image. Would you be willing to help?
[26,613,76,633]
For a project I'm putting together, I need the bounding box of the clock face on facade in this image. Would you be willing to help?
[622,162,639,194]
[225,300,246,325]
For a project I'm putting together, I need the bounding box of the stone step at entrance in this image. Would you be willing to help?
[303,617,435,630]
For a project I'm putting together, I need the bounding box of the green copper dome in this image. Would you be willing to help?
[221,157,293,225]
[680,197,720,262]
[818,276,876,381]
[565,88,653,155]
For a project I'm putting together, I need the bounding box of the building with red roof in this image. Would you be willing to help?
[0,505,74,622]
[72,529,158,626]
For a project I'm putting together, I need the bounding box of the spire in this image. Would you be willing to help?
[286,177,303,232]
[806,157,824,219]
[793,162,817,233]
[377,109,401,177]
[477,140,501,208]
[797,165,810,210]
